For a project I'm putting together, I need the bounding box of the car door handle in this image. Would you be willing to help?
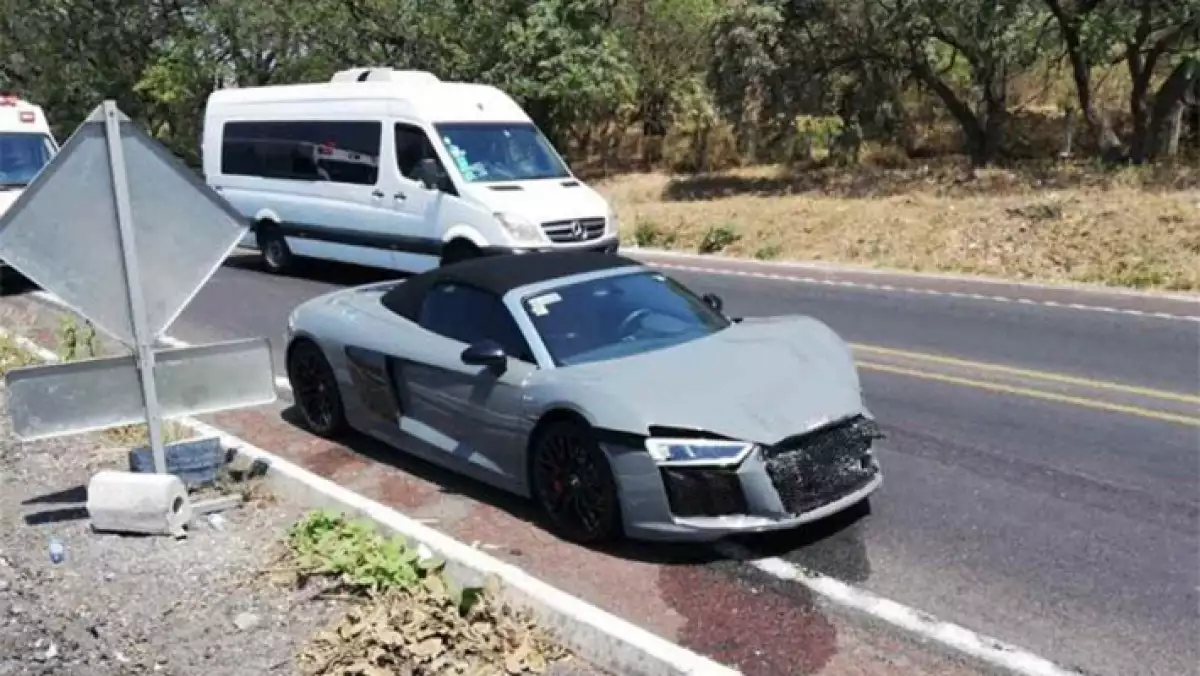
[393,192,406,201]
[371,189,385,198]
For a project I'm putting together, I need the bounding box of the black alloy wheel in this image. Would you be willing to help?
[286,339,347,437]
[530,420,622,544]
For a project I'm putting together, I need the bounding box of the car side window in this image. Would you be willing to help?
[394,123,456,196]
[418,283,533,363]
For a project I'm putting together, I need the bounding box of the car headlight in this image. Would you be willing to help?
[605,205,619,235]
[494,211,546,244]
[644,438,757,465]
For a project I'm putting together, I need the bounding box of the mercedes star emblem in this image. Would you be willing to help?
[570,220,586,240]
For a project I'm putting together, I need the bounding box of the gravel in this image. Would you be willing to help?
[0,387,346,676]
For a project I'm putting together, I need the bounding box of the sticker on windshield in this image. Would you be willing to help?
[527,292,562,316]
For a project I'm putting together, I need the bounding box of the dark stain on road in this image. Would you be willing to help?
[659,561,836,675]
[658,503,874,675]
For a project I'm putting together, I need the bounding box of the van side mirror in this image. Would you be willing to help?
[415,158,440,191]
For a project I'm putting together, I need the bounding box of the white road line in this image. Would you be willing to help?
[716,543,1082,676]
[643,262,1200,323]
[628,247,1200,303]
[24,288,1079,675]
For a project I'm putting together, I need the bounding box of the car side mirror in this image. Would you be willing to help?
[415,158,440,191]
[701,292,724,313]
[461,339,507,372]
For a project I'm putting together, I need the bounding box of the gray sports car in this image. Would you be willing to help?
[284,251,883,544]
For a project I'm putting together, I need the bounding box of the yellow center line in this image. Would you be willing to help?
[857,361,1200,427]
[851,343,1200,405]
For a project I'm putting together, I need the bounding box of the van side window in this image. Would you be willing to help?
[220,121,381,186]
[394,124,456,196]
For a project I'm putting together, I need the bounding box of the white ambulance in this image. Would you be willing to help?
[201,67,620,274]
[0,94,57,214]
[0,94,58,281]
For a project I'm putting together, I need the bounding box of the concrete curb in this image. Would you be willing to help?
[0,323,740,676]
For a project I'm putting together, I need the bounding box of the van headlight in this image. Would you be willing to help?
[644,437,757,466]
[494,212,546,245]
[605,206,620,236]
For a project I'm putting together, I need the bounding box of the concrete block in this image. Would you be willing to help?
[86,470,192,537]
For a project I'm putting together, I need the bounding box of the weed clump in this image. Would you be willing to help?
[285,509,570,675]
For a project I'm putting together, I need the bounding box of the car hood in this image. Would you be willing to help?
[532,316,867,445]
[463,178,608,224]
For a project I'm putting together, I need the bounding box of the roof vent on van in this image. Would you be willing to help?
[330,68,441,85]
[560,180,581,188]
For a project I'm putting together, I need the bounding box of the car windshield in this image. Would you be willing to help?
[0,132,55,188]
[432,122,570,183]
[522,270,731,367]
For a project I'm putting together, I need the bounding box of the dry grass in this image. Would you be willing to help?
[598,160,1200,291]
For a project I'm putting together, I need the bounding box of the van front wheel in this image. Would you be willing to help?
[439,239,480,267]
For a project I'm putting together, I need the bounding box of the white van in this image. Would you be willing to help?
[0,94,58,280]
[201,67,620,274]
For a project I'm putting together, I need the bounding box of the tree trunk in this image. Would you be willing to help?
[912,61,993,165]
[1042,0,1106,150]
[1126,49,1153,163]
[1147,58,1200,160]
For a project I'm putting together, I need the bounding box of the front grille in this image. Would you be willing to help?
[764,415,882,516]
[542,217,605,243]
[661,467,749,517]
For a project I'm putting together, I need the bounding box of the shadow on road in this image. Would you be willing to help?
[275,404,873,576]
[224,252,406,288]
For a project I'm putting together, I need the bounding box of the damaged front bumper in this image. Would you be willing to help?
[606,415,884,542]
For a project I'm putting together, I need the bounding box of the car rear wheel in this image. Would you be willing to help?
[286,339,347,438]
[530,419,623,544]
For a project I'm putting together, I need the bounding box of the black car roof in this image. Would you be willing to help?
[380,251,644,321]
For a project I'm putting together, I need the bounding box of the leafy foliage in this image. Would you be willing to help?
[0,334,38,375]
[0,0,1197,171]
[286,510,570,675]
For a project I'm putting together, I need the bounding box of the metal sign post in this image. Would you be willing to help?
[0,100,277,468]
[102,101,168,473]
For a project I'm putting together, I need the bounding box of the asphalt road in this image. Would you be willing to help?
[167,252,1200,676]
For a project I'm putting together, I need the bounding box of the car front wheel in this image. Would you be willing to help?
[530,419,623,544]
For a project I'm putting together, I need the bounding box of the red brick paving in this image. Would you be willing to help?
[194,403,982,675]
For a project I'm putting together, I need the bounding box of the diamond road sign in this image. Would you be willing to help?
[0,100,275,473]
[0,105,246,345]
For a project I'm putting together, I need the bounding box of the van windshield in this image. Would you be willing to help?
[432,122,570,183]
[0,132,55,188]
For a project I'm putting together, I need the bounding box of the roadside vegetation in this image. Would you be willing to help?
[279,509,571,675]
[1,0,1197,289]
